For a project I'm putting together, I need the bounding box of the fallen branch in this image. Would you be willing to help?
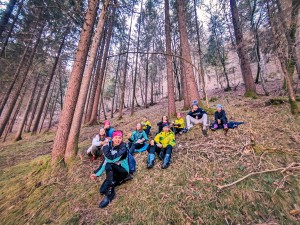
[217,163,300,190]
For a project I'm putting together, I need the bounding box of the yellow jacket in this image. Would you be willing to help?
[173,118,185,129]
[142,120,152,130]
[154,131,176,148]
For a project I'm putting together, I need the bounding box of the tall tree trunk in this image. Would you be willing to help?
[0,39,32,116]
[38,82,57,133]
[144,49,149,108]
[0,20,45,137]
[31,30,67,135]
[193,0,208,103]
[47,86,60,130]
[15,73,40,141]
[176,0,201,107]
[0,0,17,37]
[65,0,110,163]
[51,0,99,166]
[27,78,45,132]
[88,13,114,125]
[84,30,106,123]
[111,53,121,118]
[118,3,134,119]
[230,0,257,97]
[267,0,299,114]
[179,51,189,109]
[275,0,300,82]
[0,0,23,57]
[165,0,176,117]
[130,1,143,116]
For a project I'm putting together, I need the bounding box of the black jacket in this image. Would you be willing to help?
[214,110,227,121]
[188,108,207,119]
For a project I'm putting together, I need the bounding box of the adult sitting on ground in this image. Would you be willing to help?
[86,127,109,160]
[185,101,208,136]
[90,130,132,208]
[127,123,148,154]
[147,124,176,169]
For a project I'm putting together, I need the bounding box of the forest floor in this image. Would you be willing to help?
[0,81,300,225]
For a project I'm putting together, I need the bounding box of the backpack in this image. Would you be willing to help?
[128,152,136,174]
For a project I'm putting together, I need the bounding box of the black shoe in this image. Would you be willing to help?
[182,128,188,133]
[161,163,169,169]
[121,174,133,183]
[202,129,208,136]
[99,188,115,208]
[147,162,154,169]
[99,179,109,195]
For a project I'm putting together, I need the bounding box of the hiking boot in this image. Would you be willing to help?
[162,154,171,169]
[211,124,218,131]
[121,174,134,183]
[202,128,208,137]
[99,179,109,195]
[223,124,228,130]
[182,128,189,133]
[99,187,115,208]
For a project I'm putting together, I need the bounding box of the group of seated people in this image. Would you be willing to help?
[88,101,229,208]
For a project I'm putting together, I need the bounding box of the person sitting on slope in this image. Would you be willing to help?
[157,115,170,133]
[141,116,152,136]
[211,104,228,131]
[185,101,208,136]
[104,120,114,139]
[147,124,176,169]
[90,130,132,208]
[127,123,148,154]
[170,112,185,135]
[86,127,109,160]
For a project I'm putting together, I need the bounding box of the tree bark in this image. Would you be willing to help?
[65,0,110,163]
[230,0,257,97]
[267,0,299,114]
[165,0,176,117]
[111,53,121,118]
[88,12,114,125]
[118,3,134,119]
[47,86,60,130]
[31,30,67,135]
[193,0,208,103]
[84,30,106,123]
[176,0,201,106]
[15,73,40,141]
[130,1,143,116]
[51,0,99,166]
[0,19,45,137]
[144,49,149,108]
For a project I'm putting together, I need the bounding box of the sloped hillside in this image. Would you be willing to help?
[0,89,300,224]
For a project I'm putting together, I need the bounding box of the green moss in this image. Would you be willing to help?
[209,97,218,102]
[244,91,258,99]
[289,99,300,114]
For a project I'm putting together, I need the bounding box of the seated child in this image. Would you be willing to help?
[157,115,170,133]
[147,124,176,169]
[90,130,132,208]
[212,104,228,131]
[104,120,114,139]
[127,123,148,154]
[141,116,152,135]
[171,112,185,134]
[86,127,109,160]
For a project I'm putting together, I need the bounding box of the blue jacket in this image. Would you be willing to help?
[129,130,148,143]
[94,141,129,177]
[105,127,114,138]
[188,108,207,119]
